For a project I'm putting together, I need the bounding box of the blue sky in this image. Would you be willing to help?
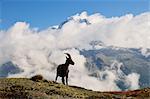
[0,0,149,30]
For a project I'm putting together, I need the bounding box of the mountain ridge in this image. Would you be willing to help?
[0,76,149,99]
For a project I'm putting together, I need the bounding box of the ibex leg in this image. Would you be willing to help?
[62,77,65,85]
[55,75,58,82]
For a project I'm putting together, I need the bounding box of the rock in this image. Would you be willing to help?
[30,75,43,82]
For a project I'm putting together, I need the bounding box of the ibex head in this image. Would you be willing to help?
[65,53,75,65]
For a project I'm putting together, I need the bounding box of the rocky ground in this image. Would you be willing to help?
[0,75,149,99]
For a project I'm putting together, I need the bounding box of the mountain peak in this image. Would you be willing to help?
[52,12,95,29]
[89,40,106,49]
[69,11,88,21]
[50,11,106,30]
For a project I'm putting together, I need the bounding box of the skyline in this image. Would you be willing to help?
[0,0,149,30]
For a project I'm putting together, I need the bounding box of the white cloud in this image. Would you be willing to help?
[0,11,149,91]
[126,73,140,90]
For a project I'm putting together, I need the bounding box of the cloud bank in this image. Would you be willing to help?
[0,11,149,91]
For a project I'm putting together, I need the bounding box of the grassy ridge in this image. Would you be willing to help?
[0,77,149,99]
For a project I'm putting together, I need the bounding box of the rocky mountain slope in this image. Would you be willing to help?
[80,46,150,90]
[0,76,149,99]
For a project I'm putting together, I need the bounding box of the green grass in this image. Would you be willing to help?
[0,78,149,99]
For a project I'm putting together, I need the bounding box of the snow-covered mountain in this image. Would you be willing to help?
[81,46,150,90]
[51,12,91,29]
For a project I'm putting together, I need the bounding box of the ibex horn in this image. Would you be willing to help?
[64,53,71,59]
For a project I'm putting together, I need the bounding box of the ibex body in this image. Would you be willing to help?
[55,53,75,85]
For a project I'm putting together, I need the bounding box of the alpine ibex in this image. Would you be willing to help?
[55,53,75,85]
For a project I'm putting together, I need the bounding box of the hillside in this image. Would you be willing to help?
[0,76,149,99]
